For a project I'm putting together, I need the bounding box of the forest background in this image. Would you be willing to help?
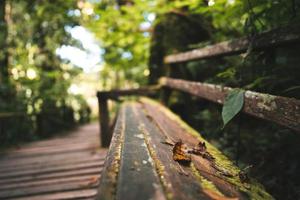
[0,0,300,199]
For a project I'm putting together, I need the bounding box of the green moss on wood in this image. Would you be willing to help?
[190,163,225,196]
[140,97,274,200]
[138,122,173,200]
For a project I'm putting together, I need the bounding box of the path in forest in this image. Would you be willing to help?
[0,123,107,200]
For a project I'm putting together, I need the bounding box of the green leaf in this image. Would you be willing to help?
[222,89,245,128]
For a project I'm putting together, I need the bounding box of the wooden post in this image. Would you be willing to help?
[97,93,111,147]
[97,87,160,147]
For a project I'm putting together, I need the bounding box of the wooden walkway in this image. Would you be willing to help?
[0,123,107,200]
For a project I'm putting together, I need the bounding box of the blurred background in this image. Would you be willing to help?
[0,0,300,199]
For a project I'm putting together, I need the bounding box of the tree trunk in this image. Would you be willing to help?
[0,0,8,84]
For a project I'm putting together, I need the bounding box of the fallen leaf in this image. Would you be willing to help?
[173,140,191,165]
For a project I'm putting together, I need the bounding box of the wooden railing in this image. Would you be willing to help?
[160,77,300,132]
[96,86,160,147]
[162,24,300,132]
[97,24,300,148]
[165,24,300,64]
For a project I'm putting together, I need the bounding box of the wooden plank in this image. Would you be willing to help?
[0,122,107,200]
[96,106,125,200]
[97,85,160,147]
[0,143,100,159]
[0,160,104,180]
[5,141,99,154]
[0,165,102,185]
[97,85,160,100]
[0,154,105,174]
[0,180,99,200]
[0,174,100,190]
[132,104,214,200]
[8,138,99,152]
[0,145,100,160]
[139,98,273,199]
[12,189,98,200]
[0,123,100,154]
[0,149,106,169]
[10,137,98,149]
[160,77,300,132]
[2,132,99,149]
[164,24,300,63]
[140,100,244,198]
[116,104,165,200]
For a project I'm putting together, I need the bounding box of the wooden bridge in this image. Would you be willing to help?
[0,123,107,200]
[96,24,299,200]
[0,24,299,200]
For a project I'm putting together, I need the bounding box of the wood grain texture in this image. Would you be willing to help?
[96,106,125,200]
[97,100,273,199]
[97,85,160,100]
[140,100,244,199]
[97,86,161,147]
[164,24,300,63]
[12,189,98,200]
[0,123,107,200]
[133,104,211,200]
[139,98,273,199]
[160,77,300,132]
[116,105,165,200]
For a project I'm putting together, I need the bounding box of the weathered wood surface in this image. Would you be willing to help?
[96,106,124,200]
[160,77,300,132]
[116,105,165,200]
[0,123,107,200]
[11,189,98,200]
[98,95,111,147]
[97,85,160,147]
[164,24,300,63]
[97,99,273,200]
[97,86,160,100]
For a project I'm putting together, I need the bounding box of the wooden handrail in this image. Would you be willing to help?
[96,85,161,147]
[160,77,300,132]
[164,24,300,64]
[96,85,160,100]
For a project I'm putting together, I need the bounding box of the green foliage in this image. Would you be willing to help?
[0,0,91,145]
[83,0,152,88]
[99,0,300,86]
[141,1,300,199]
[222,89,244,128]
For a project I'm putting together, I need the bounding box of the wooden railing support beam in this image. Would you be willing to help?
[164,24,300,64]
[97,85,161,147]
[97,93,111,147]
[160,77,300,132]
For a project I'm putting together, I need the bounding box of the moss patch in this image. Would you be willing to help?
[140,97,274,200]
[138,122,173,200]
